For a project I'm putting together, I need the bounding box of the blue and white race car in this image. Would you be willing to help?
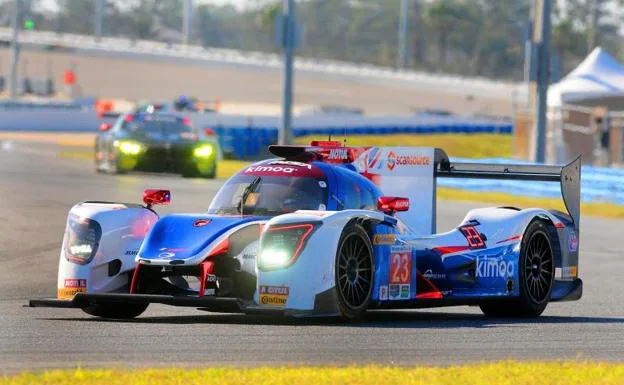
[30,142,583,320]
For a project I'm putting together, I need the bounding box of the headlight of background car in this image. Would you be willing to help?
[116,140,143,155]
[63,214,102,265]
[258,223,318,271]
[193,144,214,158]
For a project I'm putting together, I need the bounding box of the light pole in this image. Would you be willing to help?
[279,0,295,145]
[9,0,20,99]
[397,0,408,69]
[183,0,193,44]
[94,0,104,40]
[531,0,552,163]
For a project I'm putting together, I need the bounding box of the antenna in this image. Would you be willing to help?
[343,126,347,146]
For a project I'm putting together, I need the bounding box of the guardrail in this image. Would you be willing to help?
[0,105,512,158]
[0,28,519,96]
[439,158,624,206]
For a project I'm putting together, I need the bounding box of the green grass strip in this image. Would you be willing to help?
[4,362,624,385]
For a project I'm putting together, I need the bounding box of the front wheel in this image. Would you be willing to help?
[480,220,554,318]
[335,222,374,320]
[81,303,148,319]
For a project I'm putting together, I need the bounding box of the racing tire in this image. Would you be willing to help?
[479,219,554,318]
[335,222,374,320]
[81,303,148,319]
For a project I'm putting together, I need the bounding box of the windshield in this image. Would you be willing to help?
[208,174,328,216]
[122,116,193,136]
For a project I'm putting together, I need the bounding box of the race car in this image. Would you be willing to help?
[95,112,221,178]
[30,142,582,320]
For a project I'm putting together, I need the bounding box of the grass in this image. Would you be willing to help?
[439,187,624,219]
[3,362,623,385]
[295,134,513,159]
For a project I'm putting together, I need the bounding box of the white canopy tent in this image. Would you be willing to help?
[548,47,624,107]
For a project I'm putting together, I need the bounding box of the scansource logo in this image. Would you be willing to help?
[386,151,430,171]
[387,151,397,170]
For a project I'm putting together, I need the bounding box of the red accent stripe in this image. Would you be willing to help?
[555,222,565,229]
[416,291,443,299]
[496,235,521,244]
[416,271,443,299]
[432,246,470,255]
[198,260,215,298]
[129,263,141,294]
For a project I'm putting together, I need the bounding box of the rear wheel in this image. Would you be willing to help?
[335,222,373,320]
[81,303,148,319]
[480,220,554,318]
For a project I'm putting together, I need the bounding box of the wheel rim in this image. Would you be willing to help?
[524,232,553,303]
[337,233,372,309]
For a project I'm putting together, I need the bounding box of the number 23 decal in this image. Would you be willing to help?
[390,251,411,284]
[459,225,486,249]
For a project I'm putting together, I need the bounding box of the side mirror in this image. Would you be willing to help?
[143,189,171,208]
[377,196,409,214]
[99,123,112,132]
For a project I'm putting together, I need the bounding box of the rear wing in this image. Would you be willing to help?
[434,149,581,231]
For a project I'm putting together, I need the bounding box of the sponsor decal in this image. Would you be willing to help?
[259,285,289,307]
[69,244,92,255]
[269,160,312,169]
[318,181,327,188]
[328,148,348,160]
[158,252,175,259]
[193,219,211,227]
[379,285,388,301]
[390,247,412,285]
[562,265,578,279]
[568,230,578,252]
[159,247,186,252]
[373,233,396,245]
[389,284,410,300]
[58,278,87,300]
[476,256,514,279]
[206,274,217,283]
[386,151,430,171]
[423,269,446,280]
[387,151,397,171]
[246,165,297,174]
[125,250,138,256]
[204,288,216,296]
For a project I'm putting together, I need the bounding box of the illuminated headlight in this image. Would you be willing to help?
[193,144,214,158]
[258,249,291,269]
[258,223,318,271]
[117,140,143,155]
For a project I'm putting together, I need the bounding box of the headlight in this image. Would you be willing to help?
[118,140,143,155]
[193,144,214,158]
[258,223,318,271]
[63,214,102,265]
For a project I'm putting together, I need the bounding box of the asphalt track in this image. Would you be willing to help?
[0,140,623,373]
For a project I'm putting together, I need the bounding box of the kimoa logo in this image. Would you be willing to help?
[476,256,514,278]
[246,165,296,173]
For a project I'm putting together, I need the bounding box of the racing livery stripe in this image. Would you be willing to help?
[496,235,521,244]
[432,246,470,255]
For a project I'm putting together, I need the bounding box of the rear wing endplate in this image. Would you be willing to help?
[434,149,581,230]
